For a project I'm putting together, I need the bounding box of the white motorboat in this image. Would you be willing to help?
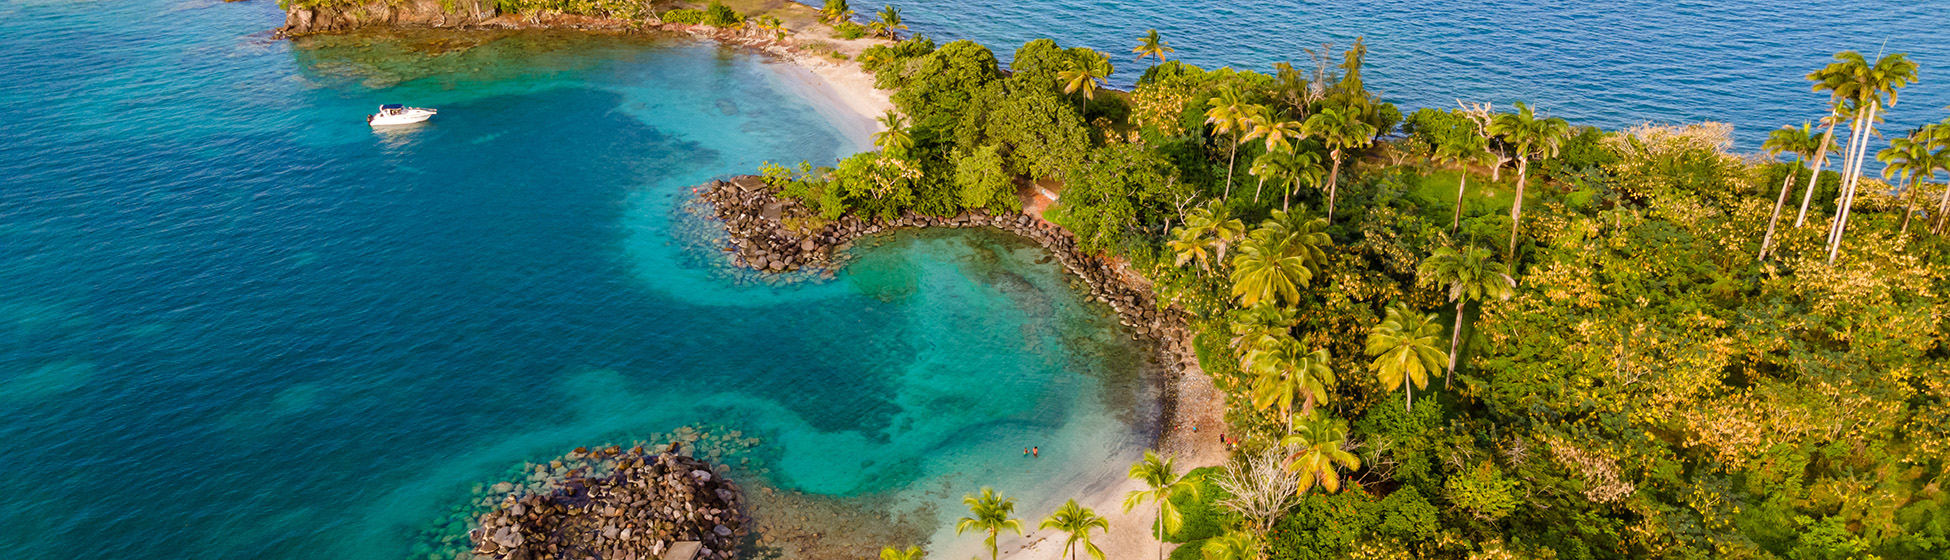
[368,104,436,126]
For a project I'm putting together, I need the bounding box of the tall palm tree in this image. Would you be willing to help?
[1205,88,1252,199]
[956,487,1024,560]
[1280,412,1361,494]
[1040,500,1110,560]
[1810,51,1919,264]
[1487,101,1571,262]
[1301,106,1377,224]
[1200,531,1258,560]
[1228,302,1297,354]
[1433,133,1491,232]
[879,546,923,560]
[1124,450,1200,560]
[1133,29,1172,63]
[1415,245,1514,387]
[872,111,912,157]
[1925,121,1950,235]
[1242,107,1306,153]
[1366,303,1448,411]
[1250,146,1322,211]
[1060,51,1113,115]
[869,5,906,39]
[819,0,854,24]
[1794,109,1846,228]
[1759,122,1827,259]
[1877,133,1941,235]
[1245,340,1333,433]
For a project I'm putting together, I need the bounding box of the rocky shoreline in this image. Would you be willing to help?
[467,444,748,560]
[698,174,1200,398]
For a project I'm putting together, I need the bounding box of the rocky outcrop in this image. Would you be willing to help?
[277,0,634,36]
[469,445,747,560]
[697,175,1200,371]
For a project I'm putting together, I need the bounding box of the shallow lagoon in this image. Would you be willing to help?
[0,1,1153,557]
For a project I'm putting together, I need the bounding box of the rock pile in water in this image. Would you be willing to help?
[469,445,747,560]
[698,175,1197,368]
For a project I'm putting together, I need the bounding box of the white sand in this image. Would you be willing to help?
[763,49,890,153]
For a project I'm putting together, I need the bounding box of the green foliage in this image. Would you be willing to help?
[1404,108,1479,152]
[1049,143,1181,253]
[860,37,939,88]
[1372,486,1438,542]
[985,87,1091,181]
[831,151,920,220]
[890,40,1002,132]
[952,144,1020,212]
[1536,126,1619,180]
[702,0,741,26]
[660,8,705,24]
[1164,467,1233,544]
[1445,460,1520,522]
[1266,490,1378,560]
[830,21,867,39]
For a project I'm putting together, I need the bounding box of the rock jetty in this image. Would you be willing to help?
[697,175,1199,371]
[469,444,747,560]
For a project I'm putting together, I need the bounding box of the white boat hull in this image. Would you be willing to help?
[369,108,436,126]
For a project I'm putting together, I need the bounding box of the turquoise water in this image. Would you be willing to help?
[861,0,1950,151]
[0,1,1153,557]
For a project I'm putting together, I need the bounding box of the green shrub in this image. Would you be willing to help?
[953,144,1019,212]
[1266,490,1378,560]
[1445,460,1520,522]
[660,8,705,24]
[702,0,742,26]
[830,21,867,39]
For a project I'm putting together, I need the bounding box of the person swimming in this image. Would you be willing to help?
[1032,446,1039,458]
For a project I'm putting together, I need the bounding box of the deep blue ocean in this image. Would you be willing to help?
[871,0,1950,151]
[1,0,1945,558]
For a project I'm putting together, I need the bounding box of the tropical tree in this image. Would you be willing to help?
[1433,131,1491,232]
[1415,245,1514,387]
[1280,411,1361,494]
[1124,450,1200,560]
[878,546,923,560]
[1249,146,1322,211]
[1301,105,1377,224]
[1926,121,1950,234]
[1487,101,1571,261]
[1205,88,1252,199]
[1228,213,1329,307]
[955,487,1024,560]
[1794,109,1846,228]
[1060,51,1113,114]
[1169,205,1246,273]
[1244,339,1333,433]
[1760,121,1831,258]
[868,5,906,39]
[1040,499,1110,560]
[1366,303,1448,411]
[1133,29,1172,63]
[1228,302,1297,354]
[872,111,912,157]
[819,0,854,24]
[750,15,786,40]
[1213,446,1300,538]
[1242,107,1306,153]
[1809,50,1918,264]
[1200,530,1259,560]
[1877,132,1943,235]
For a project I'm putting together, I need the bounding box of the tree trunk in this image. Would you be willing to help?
[1900,175,1919,235]
[1826,112,1869,245]
[1223,136,1238,200]
[1283,176,1295,212]
[1829,102,1878,265]
[1795,120,1839,228]
[1156,502,1165,560]
[1507,156,1530,262]
[1447,298,1464,388]
[1758,162,1797,260]
[1935,180,1950,234]
[1405,380,1413,412]
[1253,175,1266,203]
[1326,150,1343,225]
[1452,169,1470,233]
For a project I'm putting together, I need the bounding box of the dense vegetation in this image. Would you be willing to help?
[762,33,1950,560]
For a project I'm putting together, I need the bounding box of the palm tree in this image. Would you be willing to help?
[1415,246,1514,387]
[1205,88,1252,199]
[1248,147,1314,209]
[1040,500,1110,560]
[956,487,1024,560]
[1760,121,1832,259]
[1301,106,1377,225]
[1060,51,1113,114]
[1794,109,1846,228]
[1925,121,1950,235]
[1810,51,1919,264]
[1133,29,1173,63]
[1877,133,1941,235]
[1366,303,1448,411]
[1242,107,1306,153]
[1228,302,1297,354]
[1245,340,1333,433]
[1433,133,1491,232]
[1279,411,1361,494]
[752,15,786,41]
[872,111,912,157]
[869,5,906,39]
[1229,214,1329,308]
[1169,205,1245,273]
[1487,101,1571,262]
[1200,531,1258,560]
[819,0,854,24]
[1124,450,1200,560]
[879,546,923,560]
